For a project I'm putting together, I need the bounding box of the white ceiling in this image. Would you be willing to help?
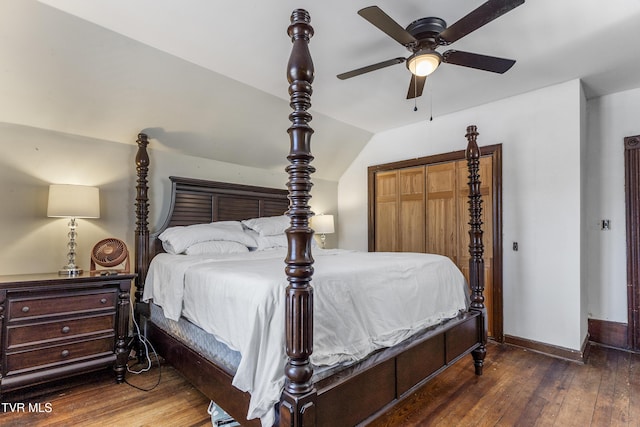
[4,1,640,181]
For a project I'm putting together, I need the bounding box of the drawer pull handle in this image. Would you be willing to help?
[61,326,71,334]
[100,298,107,304]
[21,306,30,313]
[61,350,70,358]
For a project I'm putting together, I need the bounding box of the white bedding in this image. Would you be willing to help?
[144,248,468,426]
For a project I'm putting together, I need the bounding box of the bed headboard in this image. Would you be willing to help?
[162,177,289,227]
[149,176,289,256]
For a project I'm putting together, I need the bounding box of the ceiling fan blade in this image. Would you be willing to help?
[406,75,427,99]
[358,6,417,47]
[439,0,525,45]
[443,50,515,73]
[337,57,406,80]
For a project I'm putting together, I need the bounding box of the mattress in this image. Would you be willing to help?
[144,248,468,426]
[149,302,356,386]
[149,302,241,375]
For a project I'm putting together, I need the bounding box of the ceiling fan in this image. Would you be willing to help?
[337,0,525,99]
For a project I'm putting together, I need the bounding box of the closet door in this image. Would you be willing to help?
[374,167,426,252]
[374,171,399,252]
[426,162,458,263]
[399,166,426,252]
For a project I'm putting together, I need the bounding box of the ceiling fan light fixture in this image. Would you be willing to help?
[407,50,442,77]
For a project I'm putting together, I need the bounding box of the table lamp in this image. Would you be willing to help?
[312,214,334,249]
[47,184,100,275]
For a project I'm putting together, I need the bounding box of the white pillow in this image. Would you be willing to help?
[242,215,290,237]
[249,231,288,251]
[159,221,256,254]
[184,241,249,256]
[245,230,318,251]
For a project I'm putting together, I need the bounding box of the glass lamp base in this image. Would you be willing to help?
[59,266,83,276]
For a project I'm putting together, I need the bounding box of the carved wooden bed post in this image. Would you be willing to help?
[465,125,487,375]
[280,9,317,427]
[134,133,150,340]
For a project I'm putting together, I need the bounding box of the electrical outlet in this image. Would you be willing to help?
[513,242,518,251]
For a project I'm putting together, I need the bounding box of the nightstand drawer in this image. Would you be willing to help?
[6,335,115,373]
[7,313,116,349]
[0,272,133,394]
[7,290,117,320]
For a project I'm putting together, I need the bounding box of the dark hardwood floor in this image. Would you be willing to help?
[371,342,640,427]
[2,342,639,426]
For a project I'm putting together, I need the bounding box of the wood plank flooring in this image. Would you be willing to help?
[1,342,639,426]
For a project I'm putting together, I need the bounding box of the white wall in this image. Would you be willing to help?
[585,87,640,323]
[338,80,585,350]
[0,123,337,276]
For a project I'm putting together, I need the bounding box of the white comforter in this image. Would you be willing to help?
[144,249,468,426]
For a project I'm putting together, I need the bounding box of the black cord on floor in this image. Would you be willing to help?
[123,336,162,392]
[124,351,162,392]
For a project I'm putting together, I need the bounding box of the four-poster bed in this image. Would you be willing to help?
[133,9,487,427]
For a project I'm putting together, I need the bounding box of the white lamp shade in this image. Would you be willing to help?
[47,184,100,218]
[313,214,334,234]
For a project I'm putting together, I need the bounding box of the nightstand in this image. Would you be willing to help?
[0,272,133,396]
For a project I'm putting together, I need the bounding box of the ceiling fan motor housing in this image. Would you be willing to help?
[406,17,447,50]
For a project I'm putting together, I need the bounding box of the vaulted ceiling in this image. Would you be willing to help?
[3,1,640,180]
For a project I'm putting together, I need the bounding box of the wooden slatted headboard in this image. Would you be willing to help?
[148,176,290,259]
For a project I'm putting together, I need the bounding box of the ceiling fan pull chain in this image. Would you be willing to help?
[413,74,418,111]
[429,88,433,121]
